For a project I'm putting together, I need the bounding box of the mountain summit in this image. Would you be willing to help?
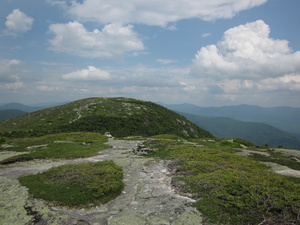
[0,97,212,139]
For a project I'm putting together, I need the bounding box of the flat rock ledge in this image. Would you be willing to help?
[0,139,203,225]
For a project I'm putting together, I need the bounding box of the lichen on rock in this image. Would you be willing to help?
[0,177,32,224]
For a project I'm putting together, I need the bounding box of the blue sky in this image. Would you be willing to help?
[1,0,300,107]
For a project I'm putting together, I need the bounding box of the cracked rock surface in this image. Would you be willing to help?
[0,139,203,225]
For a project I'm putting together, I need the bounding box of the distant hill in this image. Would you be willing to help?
[0,102,67,113]
[0,97,213,139]
[0,103,43,113]
[177,112,300,150]
[162,103,300,138]
[0,109,27,122]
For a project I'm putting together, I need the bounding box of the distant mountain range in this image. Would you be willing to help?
[177,112,300,150]
[1,101,300,149]
[0,102,66,113]
[0,102,66,122]
[161,103,300,139]
[0,103,43,113]
[159,103,300,150]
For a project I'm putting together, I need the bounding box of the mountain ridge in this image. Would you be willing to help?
[176,111,300,150]
[161,103,300,138]
[2,100,299,149]
[0,97,212,139]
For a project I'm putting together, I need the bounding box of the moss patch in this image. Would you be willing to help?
[18,160,124,207]
[0,132,109,164]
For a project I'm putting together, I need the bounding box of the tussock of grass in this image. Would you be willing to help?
[18,160,124,207]
[146,139,300,225]
[0,132,109,164]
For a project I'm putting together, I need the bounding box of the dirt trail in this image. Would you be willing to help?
[0,139,203,225]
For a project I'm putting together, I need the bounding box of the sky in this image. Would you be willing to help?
[1,0,300,107]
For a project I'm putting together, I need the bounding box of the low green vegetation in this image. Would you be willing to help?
[150,134,184,140]
[0,137,5,144]
[18,160,124,206]
[144,138,300,225]
[249,150,300,170]
[0,132,108,164]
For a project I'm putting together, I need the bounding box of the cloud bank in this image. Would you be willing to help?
[49,22,144,58]
[63,0,267,26]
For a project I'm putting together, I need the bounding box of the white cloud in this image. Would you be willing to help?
[64,0,267,26]
[116,65,190,88]
[37,85,60,91]
[46,0,67,8]
[156,59,177,65]
[0,59,22,82]
[4,9,34,35]
[201,33,212,38]
[192,20,300,79]
[55,65,193,104]
[49,22,144,58]
[62,66,111,81]
[4,81,24,90]
[257,74,300,92]
[206,73,300,96]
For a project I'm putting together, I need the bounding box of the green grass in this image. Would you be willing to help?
[150,134,184,140]
[0,132,109,164]
[18,160,124,207]
[145,138,300,225]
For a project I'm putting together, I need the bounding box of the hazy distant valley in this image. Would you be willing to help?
[161,103,300,150]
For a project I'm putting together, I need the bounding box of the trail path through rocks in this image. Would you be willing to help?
[0,139,203,225]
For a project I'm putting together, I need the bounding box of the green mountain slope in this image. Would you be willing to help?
[178,112,300,149]
[0,97,213,139]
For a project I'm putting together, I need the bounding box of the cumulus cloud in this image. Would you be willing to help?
[63,0,267,26]
[62,66,111,81]
[4,9,34,36]
[192,20,300,79]
[49,22,144,58]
